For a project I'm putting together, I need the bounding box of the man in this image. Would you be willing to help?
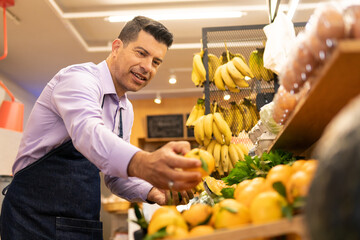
[0,16,202,239]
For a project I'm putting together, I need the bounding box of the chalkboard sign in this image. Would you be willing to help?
[147,114,184,138]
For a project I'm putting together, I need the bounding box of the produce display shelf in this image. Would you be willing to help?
[183,215,309,240]
[269,40,360,155]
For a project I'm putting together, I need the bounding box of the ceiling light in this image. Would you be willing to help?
[106,9,245,22]
[154,93,161,104]
[169,75,177,84]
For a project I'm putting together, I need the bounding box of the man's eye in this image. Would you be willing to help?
[137,51,146,56]
[153,60,161,66]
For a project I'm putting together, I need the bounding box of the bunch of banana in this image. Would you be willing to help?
[206,140,247,176]
[229,102,244,137]
[191,50,206,87]
[208,53,221,82]
[185,98,205,127]
[242,98,260,127]
[193,112,232,147]
[219,51,247,65]
[213,57,254,92]
[191,50,221,87]
[248,49,274,81]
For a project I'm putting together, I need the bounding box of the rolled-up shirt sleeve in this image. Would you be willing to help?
[104,175,153,202]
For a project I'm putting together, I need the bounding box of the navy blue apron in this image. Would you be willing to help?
[0,139,103,240]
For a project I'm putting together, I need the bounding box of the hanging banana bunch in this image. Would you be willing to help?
[248,49,274,82]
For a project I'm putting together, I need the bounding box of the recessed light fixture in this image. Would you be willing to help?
[154,93,162,104]
[169,75,177,84]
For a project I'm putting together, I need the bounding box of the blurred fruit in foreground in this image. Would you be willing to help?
[188,225,215,237]
[182,203,213,228]
[184,148,215,177]
[250,191,287,224]
[213,199,251,229]
[147,207,187,235]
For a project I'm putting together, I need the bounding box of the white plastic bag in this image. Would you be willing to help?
[263,11,296,74]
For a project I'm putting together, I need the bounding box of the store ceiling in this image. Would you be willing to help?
[0,0,332,100]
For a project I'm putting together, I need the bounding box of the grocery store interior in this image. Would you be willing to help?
[0,0,360,240]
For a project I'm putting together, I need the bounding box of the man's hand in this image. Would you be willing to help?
[128,141,202,191]
[147,187,194,206]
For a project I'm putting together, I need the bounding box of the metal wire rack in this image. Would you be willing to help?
[202,23,306,149]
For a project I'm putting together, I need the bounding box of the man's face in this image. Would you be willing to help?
[108,30,168,97]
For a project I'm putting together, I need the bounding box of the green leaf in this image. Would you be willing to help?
[133,203,143,220]
[198,213,213,226]
[282,205,293,221]
[144,227,168,240]
[272,181,287,199]
[221,206,238,214]
[221,187,235,199]
[200,156,209,173]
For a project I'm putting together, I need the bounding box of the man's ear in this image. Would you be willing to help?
[112,39,123,53]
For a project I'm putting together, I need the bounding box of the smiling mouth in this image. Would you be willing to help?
[131,71,147,81]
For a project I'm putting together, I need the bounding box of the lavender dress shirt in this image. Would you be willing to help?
[12,60,153,202]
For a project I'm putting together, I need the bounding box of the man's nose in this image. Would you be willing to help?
[140,57,153,73]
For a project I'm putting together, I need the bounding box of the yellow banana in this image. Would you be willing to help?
[226,60,249,89]
[234,143,245,161]
[232,56,254,78]
[206,139,217,155]
[208,54,221,82]
[194,115,205,145]
[212,121,224,145]
[228,143,240,167]
[227,60,249,88]
[221,144,230,173]
[213,112,232,145]
[213,66,226,91]
[228,86,241,92]
[213,142,222,168]
[191,68,201,87]
[249,50,262,80]
[203,135,211,147]
[185,104,199,127]
[238,103,253,132]
[220,64,237,89]
[193,53,206,82]
[217,155,224,176]
[223,107,234,129]
[203,113,213,140]
[237,143,249,156]
[230,102,244,137]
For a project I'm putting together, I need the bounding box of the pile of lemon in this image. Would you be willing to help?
[146,159,318,239]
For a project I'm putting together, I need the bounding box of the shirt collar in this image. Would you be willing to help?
[98,60,129,110]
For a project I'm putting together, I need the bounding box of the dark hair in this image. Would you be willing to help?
[118,16,173,48]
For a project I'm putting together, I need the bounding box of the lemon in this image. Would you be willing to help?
[250,191,287,224]
[265,164,292,191]
[188,225,215,237]
[235,177,266,208]
[286,170,312,203]
[148,208,187,235]
[182,203,213,227]
[184,148,215,177]
[165,225,189,239]
[214,199,251,229]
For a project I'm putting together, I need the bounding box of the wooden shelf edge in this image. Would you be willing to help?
[179,215,309,240]
[269,39,360,155]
